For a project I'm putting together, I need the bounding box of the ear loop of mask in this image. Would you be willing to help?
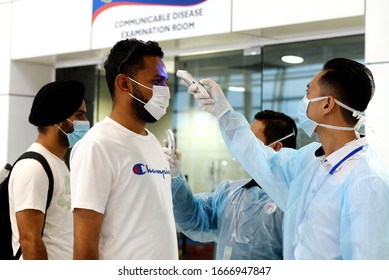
[127,76,153,105]
[56,119,88,135]
[308,97,356,132]
[55,119,75,135]
[268,132,295,147]
[56,124,67,135]
[333,99,366,139]
[308,96,367,139]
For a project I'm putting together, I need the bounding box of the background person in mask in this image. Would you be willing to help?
[9,80,88,259]
[70,38,178,260]
[164,110,297,260]
[185,58,389,259]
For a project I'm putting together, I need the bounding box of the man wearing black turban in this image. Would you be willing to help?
[8,80,88,259]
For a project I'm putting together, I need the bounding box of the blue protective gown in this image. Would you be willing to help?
[172,174,283,259]
[218,110,389,259]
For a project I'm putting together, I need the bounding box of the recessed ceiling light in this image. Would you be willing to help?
[281,55,304,64]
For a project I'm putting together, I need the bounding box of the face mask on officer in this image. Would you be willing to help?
[298,95,365,138]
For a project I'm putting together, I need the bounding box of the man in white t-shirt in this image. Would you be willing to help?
[9,80,89,259]
[70,38,178,260]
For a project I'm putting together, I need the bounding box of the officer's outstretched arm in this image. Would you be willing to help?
[187,79,289,210]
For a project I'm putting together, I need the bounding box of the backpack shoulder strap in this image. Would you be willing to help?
[16,151,54,209]
[13,151,54,260]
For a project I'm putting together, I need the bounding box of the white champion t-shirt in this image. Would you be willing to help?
[9,143,73,260]
[70,117,178,260]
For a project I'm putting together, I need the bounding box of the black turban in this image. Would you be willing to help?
[29,80,85,126]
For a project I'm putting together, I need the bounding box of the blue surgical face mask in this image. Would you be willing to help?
[298,95,365,138]
[57,119,90,148]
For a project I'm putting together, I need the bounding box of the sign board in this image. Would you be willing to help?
[92,0,232,49]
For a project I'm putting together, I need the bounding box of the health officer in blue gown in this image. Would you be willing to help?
[185,58,389,260]
[165,110,297,259]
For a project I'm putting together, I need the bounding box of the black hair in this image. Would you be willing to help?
[320,58,375,124]
[103,38,164,97]
[254,110,297,149]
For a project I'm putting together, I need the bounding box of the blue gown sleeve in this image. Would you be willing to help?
[340,158,389,259]
[171,173,227,243]
[218,110,297,211]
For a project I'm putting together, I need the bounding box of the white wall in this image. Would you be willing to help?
[232,0,364,31]
[7,61,54,162]
[365,0,389,168]
[0,2,12,164]
[10,0,366,60]
[11,0,92,59]
[1,0,57,163]
[365,0,389,63]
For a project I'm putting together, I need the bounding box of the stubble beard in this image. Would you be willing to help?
[131,84,157,123]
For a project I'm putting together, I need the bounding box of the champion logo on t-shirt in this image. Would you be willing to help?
[132,163,171,179]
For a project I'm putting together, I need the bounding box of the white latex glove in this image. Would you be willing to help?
[188,78,232,119]
[162,140,182,178]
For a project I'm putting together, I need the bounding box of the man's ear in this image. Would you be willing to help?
[323,96,336,114]
[271,141,283,152]
[116,74,131,93]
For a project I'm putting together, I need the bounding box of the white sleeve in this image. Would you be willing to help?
[9,159,49,213]
[70,140,113,214]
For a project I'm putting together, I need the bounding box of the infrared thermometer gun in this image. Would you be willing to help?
[176,69,209,96]
[165,129,176,162]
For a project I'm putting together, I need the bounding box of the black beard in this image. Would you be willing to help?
[131,85,157,123]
